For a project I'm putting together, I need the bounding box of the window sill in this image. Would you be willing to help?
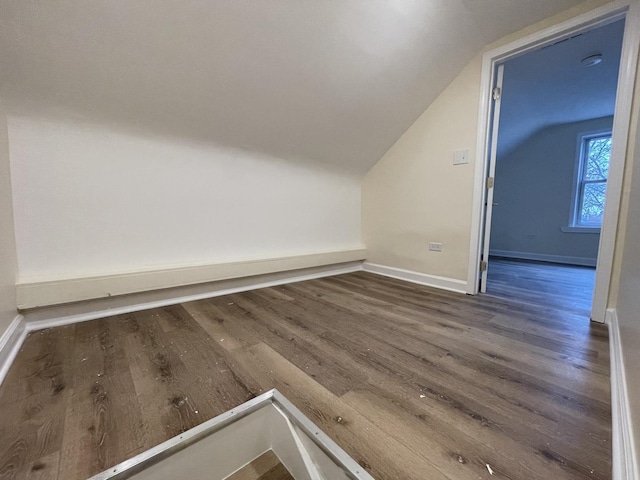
[561,226,601,234]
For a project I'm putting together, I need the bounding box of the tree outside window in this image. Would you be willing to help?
[575,134,611,227]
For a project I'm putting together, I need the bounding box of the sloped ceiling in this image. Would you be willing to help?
[0,0,588,173]
[498,18,624,158]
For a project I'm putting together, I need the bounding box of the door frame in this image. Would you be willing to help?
[466,0,640,323]
[479,64,504,293]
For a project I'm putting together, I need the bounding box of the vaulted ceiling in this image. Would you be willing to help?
[0,0,589,173]
[498,18,624,158]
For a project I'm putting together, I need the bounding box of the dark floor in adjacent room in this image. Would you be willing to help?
[486,257,597,318]
[0,270,610,480]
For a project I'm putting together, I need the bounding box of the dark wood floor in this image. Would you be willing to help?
[487,257,596,318]
[0,268,610,480]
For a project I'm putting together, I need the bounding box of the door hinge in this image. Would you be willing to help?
[480,261,488,272]
[492,87,501,100]
[486,176,494,189]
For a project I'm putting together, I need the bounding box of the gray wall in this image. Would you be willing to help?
[0,98,18,338]
[490,116,613,264]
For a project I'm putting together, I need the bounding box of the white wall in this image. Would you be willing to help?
[362,57,480,282]
[8,114,362,283]
[490,117,612,263]
[0,100,18,336]
[614,55,640,474]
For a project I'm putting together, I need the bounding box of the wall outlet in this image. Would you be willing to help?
[429,242,443,252]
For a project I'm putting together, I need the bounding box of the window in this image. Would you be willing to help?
[570,132,611,229]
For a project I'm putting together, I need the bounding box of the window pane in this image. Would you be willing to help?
[584,137,611,181]
[580,181,607,225]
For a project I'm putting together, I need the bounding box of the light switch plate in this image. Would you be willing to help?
[454,149,470,165]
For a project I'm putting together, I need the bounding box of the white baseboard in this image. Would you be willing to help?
[489,249,597,267]
[0,315,27,386]
[25,262,363,331]
[607,308,639,480]
[2,262,363,387]
[362,262,467,294]
[16,248,367,309]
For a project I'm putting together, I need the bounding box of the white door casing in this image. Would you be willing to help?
[479,64,504,294]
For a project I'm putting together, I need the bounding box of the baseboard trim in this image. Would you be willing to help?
[17,248,367,309]
[25,262,363,331]
[362,262,467,294]
[607,308,639,480]
[489,249,597,267]
[0,315,27,386]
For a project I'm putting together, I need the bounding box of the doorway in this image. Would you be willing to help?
[467,3,640,323]
[484,19,624,317]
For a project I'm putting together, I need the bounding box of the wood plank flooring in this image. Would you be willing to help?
[486,257,596,317]
[0,268,610,480]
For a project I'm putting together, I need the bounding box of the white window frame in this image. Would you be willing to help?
[564,129,612,233]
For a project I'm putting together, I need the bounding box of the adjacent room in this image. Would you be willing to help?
[1,1,639,480]
[485,19,624,317]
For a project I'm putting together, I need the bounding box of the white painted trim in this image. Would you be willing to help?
[468,0,638,323]
[489,249,597,267]
[467,28,496,295]
[0,315,27,386]
[17,248,367,309]
[25,263,363,332]
[362,262,467,294]
[480,64,505,293]
[560,226,601,234]
[477,2,628,64]
[0,314,22,353]
[607,308,639,480]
